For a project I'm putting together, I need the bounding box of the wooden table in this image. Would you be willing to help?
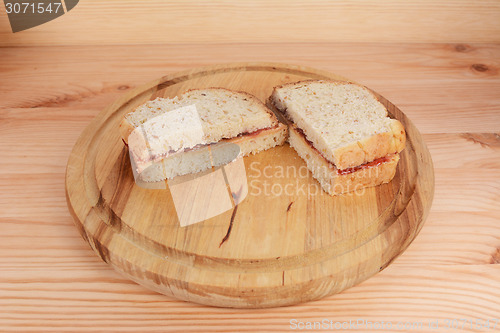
[1,1,499,332]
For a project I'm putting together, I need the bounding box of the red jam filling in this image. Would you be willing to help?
[294,127,392,175]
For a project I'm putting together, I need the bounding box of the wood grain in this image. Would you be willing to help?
[1,265,499,332]
[64,63,433,308]
[1,38,499,330]
[1,1,500,46]
[2,43,499,133]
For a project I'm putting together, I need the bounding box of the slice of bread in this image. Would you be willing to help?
[122,88,287,181]
[270,80,406,170]
[288,124,399,195]
[138,124,287,182]
[121,88,278,145]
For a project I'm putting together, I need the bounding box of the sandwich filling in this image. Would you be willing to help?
[270,80,406,171]
[293,125,395,175]
[131,124,280,165]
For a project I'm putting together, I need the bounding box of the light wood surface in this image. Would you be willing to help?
[1,42,500,332]
[1,0,500,330]
[65,63,433,308]
[1,1,500,45]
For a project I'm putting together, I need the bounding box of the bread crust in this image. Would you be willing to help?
[272,79,355,93]
[121,88,278,144]
[288,125,399,195]
[332,154,399,195]
[333,119,405,169]
[182,87,279,125]
[270,79,406,169]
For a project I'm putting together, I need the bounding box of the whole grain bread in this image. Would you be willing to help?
[121,88,278,145]
[288,124,399,195]
[121,88,287,181]
[138,124,287,182]
[270,80,406,170]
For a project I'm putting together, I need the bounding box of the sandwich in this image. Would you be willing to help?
[269,80,406,195]
[120,88,288,182]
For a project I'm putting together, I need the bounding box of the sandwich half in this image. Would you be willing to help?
[121,88,288,182]
[269,80,406,195]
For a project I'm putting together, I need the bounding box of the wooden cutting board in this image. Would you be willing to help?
[65,63,434,308]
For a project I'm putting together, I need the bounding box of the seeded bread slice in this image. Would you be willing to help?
[288,124,399,195]
[121,88,278,145]
[121,88,287,181]
[138,124,287,182]
[270,80,406,170]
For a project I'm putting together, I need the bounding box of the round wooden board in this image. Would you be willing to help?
[65,63,434,308]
